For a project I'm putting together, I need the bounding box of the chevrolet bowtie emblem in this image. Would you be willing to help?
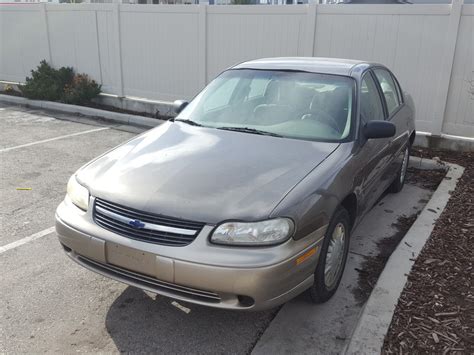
[128,219,145,229]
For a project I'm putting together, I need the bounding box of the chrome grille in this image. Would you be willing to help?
[77,255,221,303]
[93,198,204,246]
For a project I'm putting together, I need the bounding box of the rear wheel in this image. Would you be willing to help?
[309,207,351,303]
[388,144,410,193]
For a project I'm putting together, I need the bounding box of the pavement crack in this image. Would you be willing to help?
[349,251,369,258]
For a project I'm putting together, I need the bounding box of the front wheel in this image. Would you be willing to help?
[309,207,351,303]
[388,144,410,193]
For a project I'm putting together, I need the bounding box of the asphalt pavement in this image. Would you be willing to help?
[0,103,433,354]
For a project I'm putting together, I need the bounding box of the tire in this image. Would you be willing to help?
[309,207,351,304]
[388,144,410,194]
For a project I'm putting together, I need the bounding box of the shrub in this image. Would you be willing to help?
[63,74,101,105]
[20,60,74,101]
[20,60,101,105]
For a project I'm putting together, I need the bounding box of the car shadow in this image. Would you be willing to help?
[105,286,279,353]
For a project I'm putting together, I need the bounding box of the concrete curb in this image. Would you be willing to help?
[409,156,448,171]
[0,81,176,119]
[0,94,164,129]
[344,159,465,354]
[414,131,474,152]
[93,93,175,118]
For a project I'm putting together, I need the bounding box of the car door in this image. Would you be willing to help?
[356,71,392,215]
[372,68,410,183]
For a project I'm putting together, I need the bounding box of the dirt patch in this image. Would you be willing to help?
[353,214,418,305]
[352,166,445,305]
[383,148,474,354]
[0,89,23,97]
[406,167,446,191]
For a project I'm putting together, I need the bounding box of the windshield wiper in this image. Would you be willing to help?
[217,126,283,138]
[174,119,203,127]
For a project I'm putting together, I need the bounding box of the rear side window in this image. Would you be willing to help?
[391,73,404,104]
[360,74,385,123]
[373,69,401,116]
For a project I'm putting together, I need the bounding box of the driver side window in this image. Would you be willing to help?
[360,74,384,124]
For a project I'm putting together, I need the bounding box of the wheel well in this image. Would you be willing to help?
[409,131,416,146]
[341,193,357,228]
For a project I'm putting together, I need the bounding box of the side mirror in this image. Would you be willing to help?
[363,121,396,139]
[173,100,189,114]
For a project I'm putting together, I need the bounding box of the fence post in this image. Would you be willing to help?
[198,5,207,90]
[41,3,53,65]
[94,10,103,85]
[113,3,125,98]
[304,3,317,57]
[431,0,463,136]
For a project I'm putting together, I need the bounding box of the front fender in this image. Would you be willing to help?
[270,143,357,240]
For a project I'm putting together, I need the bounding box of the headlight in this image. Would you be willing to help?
[210,218,294,246]
[67,175,89,211]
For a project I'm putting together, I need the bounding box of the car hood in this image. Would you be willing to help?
[78,122,339,224]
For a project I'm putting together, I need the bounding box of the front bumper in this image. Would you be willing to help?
[55,198,326,311]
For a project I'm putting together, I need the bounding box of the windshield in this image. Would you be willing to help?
[177,69,355,142]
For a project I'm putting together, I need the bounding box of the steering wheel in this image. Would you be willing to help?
[301,109,341,133]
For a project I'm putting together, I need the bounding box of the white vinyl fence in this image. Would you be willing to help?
[0,1,473,137]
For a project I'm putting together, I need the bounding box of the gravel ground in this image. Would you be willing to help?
[383,148,474,354]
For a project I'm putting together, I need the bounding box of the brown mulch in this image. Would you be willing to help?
[383,148,474,354]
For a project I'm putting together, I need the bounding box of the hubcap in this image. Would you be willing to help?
[324,223,346,289]
[400,147,409,184]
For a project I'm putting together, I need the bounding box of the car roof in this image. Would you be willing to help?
[231,57,379,77]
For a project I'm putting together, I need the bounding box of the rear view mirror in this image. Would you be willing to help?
[173,100,189,114]
[363,121,396,139]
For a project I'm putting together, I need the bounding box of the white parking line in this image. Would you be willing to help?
[0,127,110,153]
[0,227,55,254]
